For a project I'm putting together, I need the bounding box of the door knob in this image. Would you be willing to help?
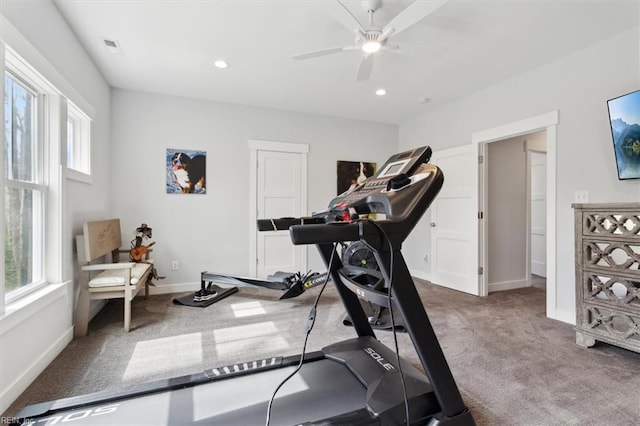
[430,222,436,227]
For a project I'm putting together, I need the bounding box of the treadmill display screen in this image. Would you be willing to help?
[378,160,409,178]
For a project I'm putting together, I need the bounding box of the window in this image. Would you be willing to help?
[2,45,67,307]
[3,71,47,300]
[66,100,91,179]
[1,28,94,313]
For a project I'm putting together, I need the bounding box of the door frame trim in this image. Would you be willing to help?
[248,139,309,276]
[472,111,558,319]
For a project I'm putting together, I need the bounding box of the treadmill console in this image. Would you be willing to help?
[324,146,433,221]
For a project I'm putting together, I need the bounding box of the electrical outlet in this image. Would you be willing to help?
[574,190,589,203]
[171,260,179,271]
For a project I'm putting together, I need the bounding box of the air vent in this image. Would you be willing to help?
[103,38,123,55]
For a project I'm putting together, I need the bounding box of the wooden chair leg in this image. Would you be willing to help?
[74,284,91,338]
[124,288,132,332]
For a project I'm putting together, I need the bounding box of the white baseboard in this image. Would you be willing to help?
[409,269,431,283]
[0,326,73,414]
[549,307,575,325]
[531,261,546,277]
[149,282,200,295]
[489,279,529,293]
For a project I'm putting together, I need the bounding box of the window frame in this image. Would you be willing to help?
[2,45,62,308]
[4,61,49,302]
[1,17,95,316]
[65,100,92,183]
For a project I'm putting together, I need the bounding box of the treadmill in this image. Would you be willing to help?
[13,146,475,425]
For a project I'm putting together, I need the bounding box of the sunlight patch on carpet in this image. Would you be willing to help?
[213,321,289,357]
[230,301,267,318]
[123,333,203,381]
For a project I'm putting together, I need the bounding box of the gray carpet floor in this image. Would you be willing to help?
[4,279,640,425]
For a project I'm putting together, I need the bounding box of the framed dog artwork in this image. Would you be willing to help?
[166,148,207,194]
[336,160,376,195]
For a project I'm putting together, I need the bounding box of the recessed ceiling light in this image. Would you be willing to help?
[376,88,387,96]
[213,60,228,69]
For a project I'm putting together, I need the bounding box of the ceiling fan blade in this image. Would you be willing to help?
[382,0,449,37]
[380,44,405,56]
[356,54,374,81]
[293,46,356,61]
[377,27,395,43]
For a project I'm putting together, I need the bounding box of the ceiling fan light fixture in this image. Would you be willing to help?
[294,0,447,81]
[362,40,381,53]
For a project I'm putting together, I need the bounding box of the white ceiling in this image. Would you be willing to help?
[53,0,639,125]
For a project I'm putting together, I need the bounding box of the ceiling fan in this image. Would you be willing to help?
[293,0,448,81]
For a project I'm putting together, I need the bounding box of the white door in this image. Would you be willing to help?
[430,145,480,295]
[256,150,306,278]
[530,152,547,277]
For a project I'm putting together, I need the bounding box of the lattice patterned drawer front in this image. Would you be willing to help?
[583,272,640,309]
[583,212,640,239]
[584,241,640,274]
[581,305,640,351]
[575,204,640,353]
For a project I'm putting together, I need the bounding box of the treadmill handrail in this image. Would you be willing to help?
[257,217,324,232]
[289,222,360,245]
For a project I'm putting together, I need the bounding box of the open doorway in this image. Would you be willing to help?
[428,111,559,318]
[473,110,558,319]
[485,131,547,293]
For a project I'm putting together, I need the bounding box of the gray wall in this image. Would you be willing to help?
[109,86,398,287]
[487,137,527,287]
[400,25,640,322]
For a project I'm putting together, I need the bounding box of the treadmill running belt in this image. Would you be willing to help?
[22,359,367,426]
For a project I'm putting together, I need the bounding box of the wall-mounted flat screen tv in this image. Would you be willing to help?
[607,89,640,180]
